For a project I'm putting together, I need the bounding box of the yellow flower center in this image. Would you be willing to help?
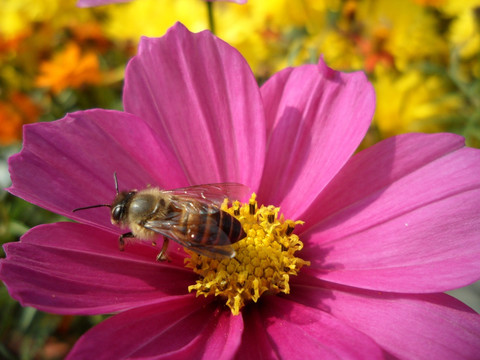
[185,193,310,315]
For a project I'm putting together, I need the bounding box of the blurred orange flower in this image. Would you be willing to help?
[0,31,30,57]
[0,92,40,145]
[35,42,101,94]
[357,26,396,73]
[70,22,112,52]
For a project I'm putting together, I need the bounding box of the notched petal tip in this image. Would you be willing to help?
[314,57,376,118]
[317,55,338,80]
[259,56,376,217]
[317,56,376,107]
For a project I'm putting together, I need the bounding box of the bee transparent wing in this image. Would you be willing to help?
[187,243,236,259]
[143,210,237,259]
[167,183,250,207]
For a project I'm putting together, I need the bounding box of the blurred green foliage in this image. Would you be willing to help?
[0,190,108,359]
[0,286,107,359]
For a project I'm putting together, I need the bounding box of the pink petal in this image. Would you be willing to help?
[8,109,187,232]
[123,23,265,190]
[292,279,480,360]
[236,306,278,359]
[0,222,194,314]
[258,59,375,219]
[238,297,383,360]
[301,133,480,292]
[67,296,242,359]
[200,307,244,359]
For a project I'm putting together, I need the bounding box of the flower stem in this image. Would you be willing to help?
[206,1,216,35]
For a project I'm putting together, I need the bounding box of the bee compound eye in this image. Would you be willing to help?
[112,205,124,221]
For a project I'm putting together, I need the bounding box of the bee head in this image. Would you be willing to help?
[111,191,137,224]
[72,172,134,225]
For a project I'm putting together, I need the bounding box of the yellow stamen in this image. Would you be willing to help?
[185,193,310,315]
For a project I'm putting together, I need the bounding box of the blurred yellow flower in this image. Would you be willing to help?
[103,0,335,76]
[215,0,338,76]
[374,69,464,136]
[0,0,95,39]
[355,0,448,71]
[440,0,480,15]
[308,30,364,71]
[0,1,59,38]
[447,4,480,59]
[0,0,477,147]
[412,0,446,6]
[104,0,208,40]
[35,43,102,94]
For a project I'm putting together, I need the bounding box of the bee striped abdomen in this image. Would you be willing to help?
[174,202,245,246]
[202,209,245,246]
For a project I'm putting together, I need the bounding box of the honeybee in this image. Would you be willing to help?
[73,173,249,260]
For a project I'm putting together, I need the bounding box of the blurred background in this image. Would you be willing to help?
[1,0,479,358]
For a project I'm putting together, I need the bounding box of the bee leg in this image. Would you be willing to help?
[118,232,134,251]
[156,237,171,262]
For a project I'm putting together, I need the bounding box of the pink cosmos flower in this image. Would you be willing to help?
[77,0,246,7]
[2,22,480,359]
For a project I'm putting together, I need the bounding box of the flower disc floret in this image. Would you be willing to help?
[185,194,310,315]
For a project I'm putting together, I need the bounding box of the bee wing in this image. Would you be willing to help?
[187,243,236,259]
[167,183,250,207]
[143,212,237,259]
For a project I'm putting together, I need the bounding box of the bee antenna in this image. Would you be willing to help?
[73,204,111,212]
[113,172,119,194]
